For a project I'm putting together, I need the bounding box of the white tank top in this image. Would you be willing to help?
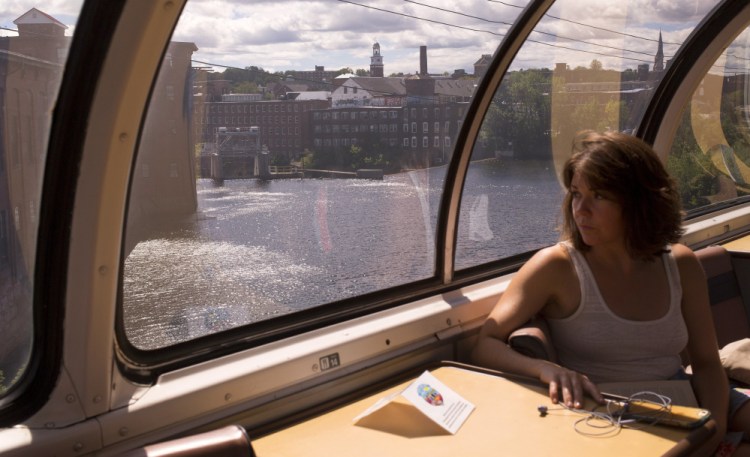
[546,242,688,383]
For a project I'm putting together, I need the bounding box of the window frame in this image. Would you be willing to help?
[642,0,750,222]
[114,0,559,379]
[0,0,128,426]
[113,0,750,382]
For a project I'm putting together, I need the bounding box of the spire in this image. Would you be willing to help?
[654,31,664,72]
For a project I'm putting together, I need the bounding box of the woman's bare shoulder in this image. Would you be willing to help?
[669,243,701,267]
[669,243,695,257]
[521,243,576,281]
[669,243,707,283]
[507,243,578,319]
[530,243,572,265]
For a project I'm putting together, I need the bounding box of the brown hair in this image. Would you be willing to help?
[560,131,684,260]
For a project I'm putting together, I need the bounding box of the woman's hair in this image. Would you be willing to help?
[560,130,684,260]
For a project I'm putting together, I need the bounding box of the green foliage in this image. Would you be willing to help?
[348,144,389,170]
[309,147,341,169]
[270,154,290,166]
[232,81,260,94]
[211,66,278,90]
[480,69,552,158]
[721,89,750,164]
[307,135,395,172]
[223,67,253,84]
[667,112,719,210]
[300,150,314,168]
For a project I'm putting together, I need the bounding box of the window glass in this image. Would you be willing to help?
[667,27,750,212]
[0,2,84,397]
[456,0,715,270]
[122,0,529,350]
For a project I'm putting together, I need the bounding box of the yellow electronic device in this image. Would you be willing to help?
[616,399,711,429]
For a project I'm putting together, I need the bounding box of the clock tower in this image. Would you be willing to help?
[370,42,384,77]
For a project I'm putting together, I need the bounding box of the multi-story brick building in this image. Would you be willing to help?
[310,106,402,154]
[193,99,330,164]
[331,77,406,107]
[309,101,468,167]
[287,65,339,90]
[314,48,475,168]
[0,7,71,377]
[1,8,70,271]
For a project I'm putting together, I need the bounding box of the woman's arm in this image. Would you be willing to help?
[471,245,603,408]
[673,244,728,453]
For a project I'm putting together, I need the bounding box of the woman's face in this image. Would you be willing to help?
[570,171,625,249]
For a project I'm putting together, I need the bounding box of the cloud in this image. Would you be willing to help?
[1,0,728,76]
[170,0,517,74]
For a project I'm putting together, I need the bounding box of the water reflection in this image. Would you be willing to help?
[123,160,562,349]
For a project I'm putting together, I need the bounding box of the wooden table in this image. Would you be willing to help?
[724,236,750,252]
[252,364,713,457]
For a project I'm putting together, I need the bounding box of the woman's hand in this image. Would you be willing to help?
[537,363,604,409]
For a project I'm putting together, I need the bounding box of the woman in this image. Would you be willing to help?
[472,131,749,454]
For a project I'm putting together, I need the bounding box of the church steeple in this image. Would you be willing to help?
[654,31,664,72]
[370,42,384,77]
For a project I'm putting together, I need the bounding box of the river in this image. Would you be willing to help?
[122,159,563,349]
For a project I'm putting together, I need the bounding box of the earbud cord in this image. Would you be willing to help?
[542,391,672,437]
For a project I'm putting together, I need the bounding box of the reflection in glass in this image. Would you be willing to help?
[668,27,750,212]
[0,4,83,397]
[457,0,714,271]
[122,0,528,349]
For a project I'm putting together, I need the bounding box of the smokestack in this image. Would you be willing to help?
[420,45,427,76]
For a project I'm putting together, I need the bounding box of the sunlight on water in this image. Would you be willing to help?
[123,238,319,348]
[123,161,561,349]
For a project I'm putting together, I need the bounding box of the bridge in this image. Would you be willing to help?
[208,127,269,180]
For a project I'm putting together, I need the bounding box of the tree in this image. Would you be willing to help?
[602,100,624,131]
[245,66,275,85]
[232,81,260,93]
[223,67,251,84]
[667,111,719,210]
[590,59,603,71]
[355,68,370,76]
[479,69,552,158]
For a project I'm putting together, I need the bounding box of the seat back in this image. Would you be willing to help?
[508,317,556,362]
[695,245,750,348]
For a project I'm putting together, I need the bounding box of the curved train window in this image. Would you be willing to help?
[0,3,84,397]
[667,26,750,213]
[455,0,715,271]
[121,1,528,350]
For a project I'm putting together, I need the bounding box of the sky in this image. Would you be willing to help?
[0,0,726,76]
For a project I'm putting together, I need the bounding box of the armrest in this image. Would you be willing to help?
[118,424,255,457]
[508,318,556,362]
